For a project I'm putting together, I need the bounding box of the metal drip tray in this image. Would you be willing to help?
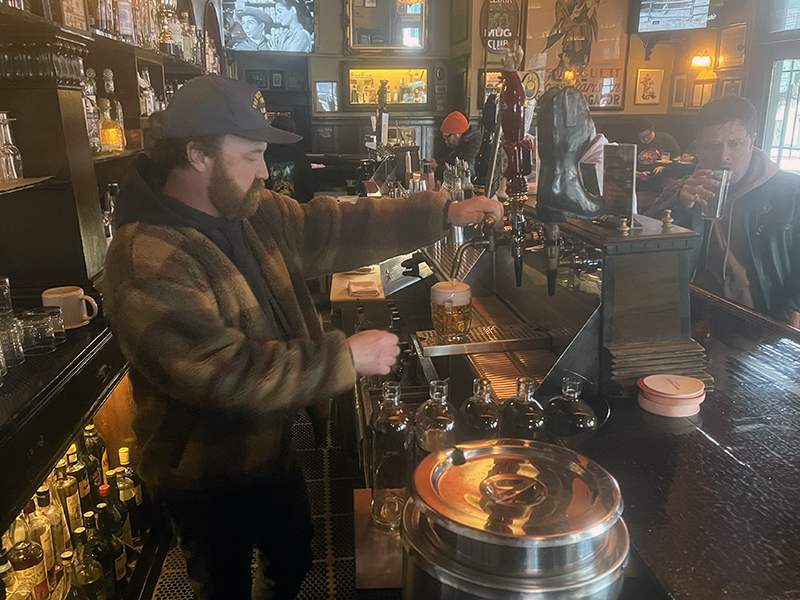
[415,324,551,357]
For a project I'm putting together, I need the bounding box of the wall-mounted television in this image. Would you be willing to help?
[223,0,315,53]
[629,0,718,34]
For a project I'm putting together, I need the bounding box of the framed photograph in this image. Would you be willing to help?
[691,82,715,108]
[479,69,503,107]
[451,0,469,44]
[270,70,284,90]
[315,81,339,112]
[245,70,268,88]
[671,74,688,108]
[634,69,664,105]
[721,78,743,97]
[364,0,376,7]
[717,23,747,70]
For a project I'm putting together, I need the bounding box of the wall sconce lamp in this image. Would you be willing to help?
[691,52,712,68]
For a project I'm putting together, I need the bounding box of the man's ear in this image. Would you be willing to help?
[186,141,212,173]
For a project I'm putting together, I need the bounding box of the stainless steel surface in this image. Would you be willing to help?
[416,324,551,357]
[412,441,623,550]
[402,498,628,600]
[470,350,559,400]
[422,238,484,283]
[410,334,441,383]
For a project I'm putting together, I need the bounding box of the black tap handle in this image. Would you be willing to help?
[401,252,425,278]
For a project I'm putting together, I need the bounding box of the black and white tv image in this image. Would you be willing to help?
[636,0,714,33]
[223,0,315,52]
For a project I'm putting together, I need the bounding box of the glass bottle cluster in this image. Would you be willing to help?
[1,424,148,600]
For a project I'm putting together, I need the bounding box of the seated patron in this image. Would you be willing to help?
[428,111,481,181]
[646,96,800,326]
[634,117,682,196]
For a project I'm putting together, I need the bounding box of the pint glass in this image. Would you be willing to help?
[430,281,472,342]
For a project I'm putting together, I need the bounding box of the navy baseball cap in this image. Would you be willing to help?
[162,75,302,144]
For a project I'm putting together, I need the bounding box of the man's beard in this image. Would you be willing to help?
[207,162,264,221]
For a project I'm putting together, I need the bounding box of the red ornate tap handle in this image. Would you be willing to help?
[500,69,532,198]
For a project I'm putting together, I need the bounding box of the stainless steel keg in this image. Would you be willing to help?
[401,440,629,599]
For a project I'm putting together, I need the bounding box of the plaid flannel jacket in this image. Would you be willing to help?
[102,189,451,492]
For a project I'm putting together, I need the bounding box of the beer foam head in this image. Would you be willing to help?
[431,281,471,307]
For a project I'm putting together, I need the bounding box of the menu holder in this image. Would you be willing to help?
[600,144,638,228]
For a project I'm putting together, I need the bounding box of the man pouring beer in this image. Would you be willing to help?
[101,74,503,600]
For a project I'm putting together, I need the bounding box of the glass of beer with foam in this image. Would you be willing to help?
[431,281,471,342]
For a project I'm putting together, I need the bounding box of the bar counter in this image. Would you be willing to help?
[583,287,800,599]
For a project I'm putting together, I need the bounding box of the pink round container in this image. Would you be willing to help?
[638,393,702,417]
[638,374,706,399]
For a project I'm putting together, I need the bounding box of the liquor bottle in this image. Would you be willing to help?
[353,302,373,333]
[54,460,83,538]
[75,435,102,506]
[7,514,49,600]
[167,11,184,56]
[1,547,32,598]
[100,70,126,139]
[0,113,24,181]
[66,445,93,515]
[71,528,107,600]
[113,467,139,540]
[460,378,501,442]
[81,69,102,154]
[117,448,145,528]
[415,380,458,459]
[94,505,126,593]
[80,513,114,600]
[370,381,412,531]
[22,500,55,585]
[189,25,200,64]
[461,160,474,200]
[543,376,598,439]
[115,0,135,44]
[100,476,132,547]
[501,377,545,439]
[59,551,90,600]
[180,12,192,61]
[36,487,71,559]
[102,182,118,242]
[97,99,125,155]
[96,0,114,34]
[83,426,109,484]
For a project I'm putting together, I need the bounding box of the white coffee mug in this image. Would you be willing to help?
[42,286,98,329]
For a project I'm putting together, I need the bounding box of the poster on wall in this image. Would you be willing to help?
[222,1,315,52]
[525,0,628,110]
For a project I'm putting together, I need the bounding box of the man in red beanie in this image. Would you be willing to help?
[428,111,482,182]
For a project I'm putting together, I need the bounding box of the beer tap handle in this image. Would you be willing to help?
[544,223,561,296]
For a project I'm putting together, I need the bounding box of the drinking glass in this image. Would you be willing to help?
[430,281,472,343]
[25,307,67,344]
[19,313,56,355]
[0,310,24,366]
[346,179,359,195]
[0,276,11,312]
[701,168,732,220]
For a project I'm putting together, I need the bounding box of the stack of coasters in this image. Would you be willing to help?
[637,374,706,417]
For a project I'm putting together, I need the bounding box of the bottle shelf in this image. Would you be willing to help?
[0,176,54,195]
[92,149,144,164]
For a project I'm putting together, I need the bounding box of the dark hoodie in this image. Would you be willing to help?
[435,125,482,181]
[114,156,290,339]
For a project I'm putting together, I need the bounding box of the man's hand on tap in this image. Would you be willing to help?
[348,330,400,375]
[447,195,505,231]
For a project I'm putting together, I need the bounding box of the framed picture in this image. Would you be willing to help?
[60,0,89,29]
[479,70,503,107]
[634,69,664,105]
[717,23,747,71]
[270,70,284,90]
[721,78,743,97]
[451,0,469,45]
[691,82,715,108]
[364,0,376,7]
[245,70,268,88]
[671,74,688,108]
[315,81,339,112]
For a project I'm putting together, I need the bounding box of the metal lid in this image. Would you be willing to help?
[412,439,622,547]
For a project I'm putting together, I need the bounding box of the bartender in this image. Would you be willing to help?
[101,74,503,600]
[427,111,482,181]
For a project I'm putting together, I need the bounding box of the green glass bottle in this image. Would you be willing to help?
[71,528,106,600]
[95,504,126,594]
[60,551,90,600]
[80,514,114,600]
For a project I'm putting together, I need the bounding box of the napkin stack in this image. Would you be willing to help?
[348,280,380,298]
